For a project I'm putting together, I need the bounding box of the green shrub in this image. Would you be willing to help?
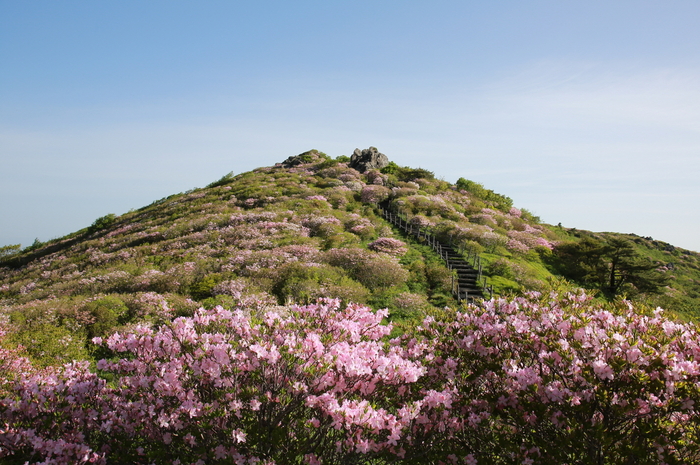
[200,294,239,310]
[0,244,21,260]
[460,240,485,256]
[272,262,348,304]
[428,291,452,308]
[488,258,517,279]
[314,158,338,170]
[456,178,513,212]
[367,287,403,311]
[296,149,326,163]
[7,324,88,367]
[84,296,129,339]
[189,274,222,301]
[322,232,360,250]
[354,255,409,290]
[381,162,435,181]
[88,213,117,234]
[425,262,452,293]
[165,293,201,318]
[207,171,235,188]
[390,292,429,321]
[26,238,44,251]
[520,208,541,223]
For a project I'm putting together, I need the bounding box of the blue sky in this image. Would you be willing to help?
[2,1,700,251]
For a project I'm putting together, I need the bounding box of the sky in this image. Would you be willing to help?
[2,1,700,252]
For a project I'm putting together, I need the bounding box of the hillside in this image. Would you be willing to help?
[1,148,699,367]
[4,148,700,464]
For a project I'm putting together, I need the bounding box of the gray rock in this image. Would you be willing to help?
[280,150,325,168]
[349,147,389,173]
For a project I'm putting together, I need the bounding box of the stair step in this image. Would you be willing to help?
[382,206,490,301]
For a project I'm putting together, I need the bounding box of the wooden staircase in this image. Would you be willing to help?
[380,206,492,303]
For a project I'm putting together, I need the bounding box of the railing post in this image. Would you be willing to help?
[383,204,493,303]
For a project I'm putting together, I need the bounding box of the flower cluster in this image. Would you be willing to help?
[506,238,530,254]
[3,293,700,464]
[416,292,700,463]
[360,185,390,204]
[1,300,428,464]
[367,237,408,257]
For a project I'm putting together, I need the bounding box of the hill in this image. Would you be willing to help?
[1,148,699,367]
[3,148,700,464]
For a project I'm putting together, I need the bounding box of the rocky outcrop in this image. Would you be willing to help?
[349,147,389,173]
[280,150,326,168]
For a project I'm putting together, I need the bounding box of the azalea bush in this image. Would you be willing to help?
[323,248,409,290]
[359,185,390,204]
[367,237,408,257]
[2,293,700,464]
[0,299,428,464]
[415,291,700,464]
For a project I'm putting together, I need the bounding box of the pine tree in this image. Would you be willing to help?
[555,236,669,299]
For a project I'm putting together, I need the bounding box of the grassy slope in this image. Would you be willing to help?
[1,149,699,367]
[548,226,700,320]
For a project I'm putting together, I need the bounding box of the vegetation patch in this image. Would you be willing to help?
[1,150,700,463]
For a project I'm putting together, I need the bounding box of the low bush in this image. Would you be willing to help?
[4,294,700,464]
[83,295,129,339]
[87,213,117,235]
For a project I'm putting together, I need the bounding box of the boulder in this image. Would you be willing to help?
[349,147,389,173]
[280,150,325,168]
